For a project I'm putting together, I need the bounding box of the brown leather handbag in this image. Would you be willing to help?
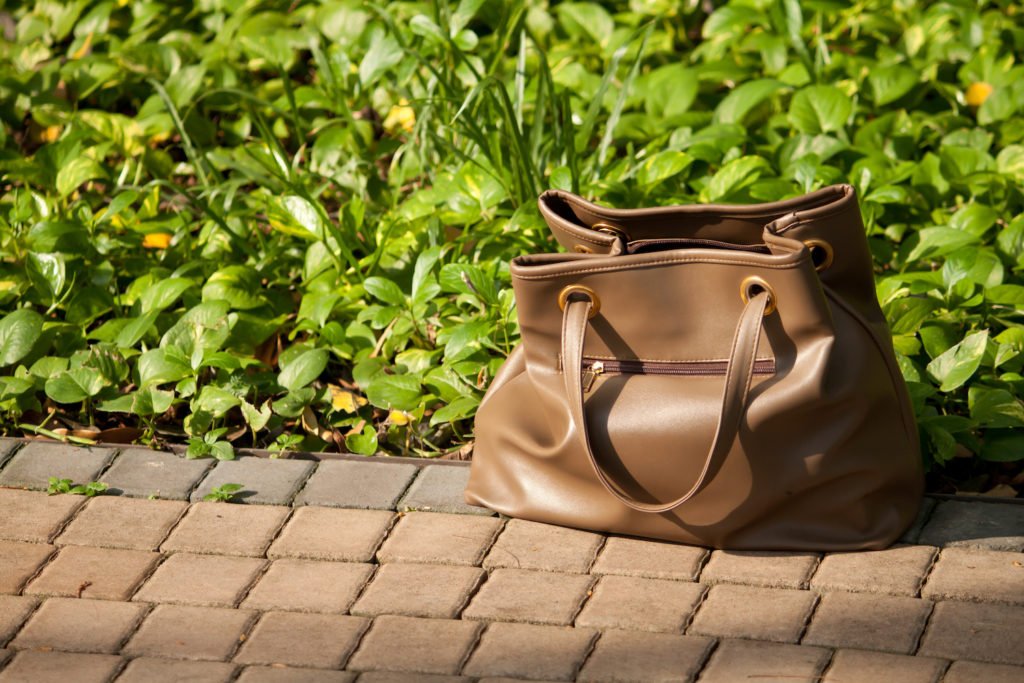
[465,184,924,551]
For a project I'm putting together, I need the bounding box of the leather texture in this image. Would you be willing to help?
[465,184,924,550]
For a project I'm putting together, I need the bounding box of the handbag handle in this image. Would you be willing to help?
[561,289,770,513]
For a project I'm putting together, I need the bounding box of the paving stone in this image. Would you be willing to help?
[696,639,831,683]
[101,448,212,500]
[351,563,483,619]
[577,629,713,682]
[802,591,932,654]
[822,650,945,683]
[0,596,38,644]
[575,575,704,634]
[810,545,937,597]
[25,545,159,601]
[590,537,707,582]
[483,519,603,574]
[12,597,147,654]
[238,667,356,683]
[397,466,493,516]
[347,615,481,675]
[295,460,418,510]
[242,559,374,614]
[688,584,818,644]
[0,651,122,683]
[268,507,394,562]
[919,500,1024,552]
[917,600,1024,665]
[943,661,1024,683]
[0,541,53,594]
[116,657,236,683]
[377,512,502,566]
[921,547,1024,605]
[355,674,463,683]
[699,550,819,589]
[234,612,369,669]
[56,496,186,551]
[0,440,20,468]
[123,604,256,661]
[462,622,597,681]
[899,497,937,544]
[190,457,315,505]
[462,568,594,626]
[0,489,83,543]
[162,502,290,557]
[0,442,116,491]
[133,553,265,607]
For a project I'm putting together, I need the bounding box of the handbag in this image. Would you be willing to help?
[465,184,924,551]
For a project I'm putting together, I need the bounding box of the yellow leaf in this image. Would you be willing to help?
[388,410,413,426]
[383,99,416,134]
[142,232,172,249]
[329,385,367,413]
[966,82,993,107]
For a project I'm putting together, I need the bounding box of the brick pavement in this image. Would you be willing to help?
[0,438,1022,682]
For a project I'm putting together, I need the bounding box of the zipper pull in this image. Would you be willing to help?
[582,360,604,393]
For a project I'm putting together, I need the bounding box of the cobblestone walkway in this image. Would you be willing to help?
[0,439,1022,682]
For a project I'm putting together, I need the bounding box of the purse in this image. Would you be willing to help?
[465,184,924,551]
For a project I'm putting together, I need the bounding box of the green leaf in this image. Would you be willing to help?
[278,348,328,391]
[429,395,480,426]
[138,278,194,314]
[345,425,378,455]
[637,151,692,188]
[241,400,272,432]
[56,156,105,198]
[926,331,989,392]
[979,430,1024,462]
[366,373,422,411]
[969,387,1024,428]
[45,367,108,404]
[714,79,785,125]
[885,297,940,335]
[363,277,407,306]
[707,156,771,201]
[194,386,241,416]
[555,2,615,46]
[788,85,852,134]
[0,309,43,367]
[868,65,918,105]
[138,348,192,387]
[644,64,698,118]
[359,32,403,86]
[202,266,265,310]
[906,228,980,262]
[949,203,998,236]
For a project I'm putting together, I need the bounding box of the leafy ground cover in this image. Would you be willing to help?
[0,1,1022,495]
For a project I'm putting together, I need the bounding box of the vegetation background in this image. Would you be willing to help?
[0,0,1021,496]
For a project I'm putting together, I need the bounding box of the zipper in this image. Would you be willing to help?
[581,357,776,392]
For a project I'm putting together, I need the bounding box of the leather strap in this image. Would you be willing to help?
[561,291,770,513]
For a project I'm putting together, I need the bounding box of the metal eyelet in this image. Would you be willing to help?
[740,276,777,316]
[803,239,834,272]
[558,285,600,318]
[592,222,629,240]
[572,244,594,253]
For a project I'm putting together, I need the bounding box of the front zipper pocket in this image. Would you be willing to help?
[580,357,776,392]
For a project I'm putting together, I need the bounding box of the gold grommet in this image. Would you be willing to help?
[803,239,834,272]
[572,244,594,253]
[592,222,629,240]
[740,276,777,316]
[558,285,600,318]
